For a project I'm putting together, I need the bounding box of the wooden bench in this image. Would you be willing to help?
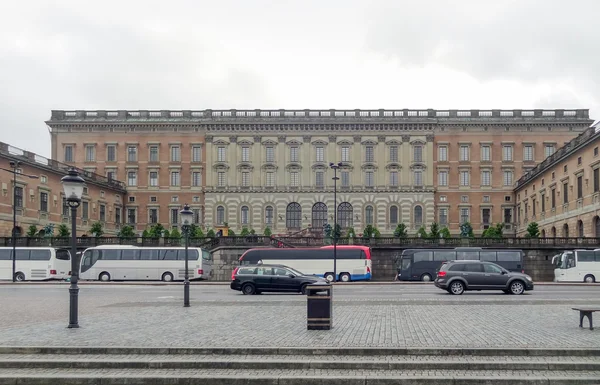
[572,308,599,330]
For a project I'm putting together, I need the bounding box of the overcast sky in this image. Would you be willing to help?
[1,0,598,158]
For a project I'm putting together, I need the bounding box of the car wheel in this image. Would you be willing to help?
[161,272,174,282]
[242,283,256,295]
[324,272,335,282]
[14,272,25,282]
[449,281,465,295]
[421,273,432,282]
[510,280,525,295]
[300,284,309,295]
[339,273,351,283]
[584,274,596,283]
[99,272,111,282]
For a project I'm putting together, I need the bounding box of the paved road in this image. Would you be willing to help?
[0,284,599,349]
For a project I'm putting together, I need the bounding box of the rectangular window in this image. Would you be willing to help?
[439,208,448,226]
[217,172,226,187]
[483,196,490,203]
[551,188,556,208]
[115,208,121,224]
[414,170,422,186]
[341,146,350,162]
[149,208,158,224]
[290,171,299,187]
[64,145,73,162]
[192,172,201,187]
[577,175,583,199]
[171,208,178,224]
[503,145,513,161]
[127,171,137,186]
[389,171,398,186]
[503,170,513,186]
[481,170,491,186]
[290,147,299,162]
[241,172,249,187]
[341,171,350,187]
[40,192,48,212]
[315,171,324,187]
[460,145,469,161]
[62,197,69,216]
[563,182,569,203]
[127,209,136,224]
[541,194,545,212]
[545,145,555,158]
[316,146,324,162]
[365,171,374,187]
[532,199,536,215]
[149,171,158,187]
[460,208,469,224]
[523,145,534,161]
[82,201,89,219]
[107,145,116,162]
[266,146,274,162]
[127,146,137,162]
[482,208,491,225]
[266,172,275,187]
[413,146,423,162]
[481,146,491,161]
[85,145,95,162]
[241,146,250,162]
[504,208,512,224]
[99,204,106,222]
[390,146,399,162]
[192,146,202,163]
[170,146,181,162]
[193,209,201,224]
[365,146,374,162]
[438,146,447,161]
[170,171,180,187]
[217,146,226,162]
[460,171,470,186]
[438,171,448,186]
[149,146,159,162]
[594,168,600,192]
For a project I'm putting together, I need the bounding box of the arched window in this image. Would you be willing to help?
[541,229,546,238]
[390,206,399,225]
[365,205,374,225]
[577,220,584,237]
[311,202,327,229]
[216,206,225,225]
[563,224,569,238]
[595,216,600,238]
[286,202,302,229]
[551,226,556,238]
[241,206,249,225]
[414,205,423,227]
[337,202,353,229]
[265,206,274,225]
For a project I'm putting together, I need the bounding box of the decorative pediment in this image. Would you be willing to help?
[261,140,277,146]
[311,140,328,146]
[285,163,303,171]
[286,140,302,146]
[236,163,254,171]
[361,163,378,171]
[311,163,327,170]
[386,140,401,145]
[341,163,354,171]
[213,139,230,146]
[410,139,426,145]
[385,162,402,171]
[238,140,254,146]
[410,162,426,170]
[337,139,353,146]
[212,162,230,171]
[361,140,377,146]
[261,164,278,171]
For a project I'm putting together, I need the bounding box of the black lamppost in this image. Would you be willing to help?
[329,162,342,282]
[180,203,194,307]
[61,168,85,328]
[0,161,38,282]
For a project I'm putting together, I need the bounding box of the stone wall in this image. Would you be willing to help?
[210,247,248,281]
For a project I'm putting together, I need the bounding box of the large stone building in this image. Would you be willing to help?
[514,121,600,238]
[0,141,126,237]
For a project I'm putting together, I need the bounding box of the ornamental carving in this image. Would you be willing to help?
[205,135,213,143]
[328,135,337,143]
[426,134,434,142]
[278,136,286,143]
[353,135,361,143]
[303,135,311,143]
[229,136,237,143]
[253,136,261,143]
[378,135,386,142]
[402,135,411,142]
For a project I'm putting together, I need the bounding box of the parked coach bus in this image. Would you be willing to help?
[552,249,600,283]
[79,245,213,282]
[239,245,372,282]
[0,247,71,281]
[397,247,524,282]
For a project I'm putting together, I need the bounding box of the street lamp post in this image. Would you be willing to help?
[180,204,194,307]
[0,161,38,282]
[329,162,342,282]
[61,168,85,328]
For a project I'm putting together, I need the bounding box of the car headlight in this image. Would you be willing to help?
[525,275,533,281]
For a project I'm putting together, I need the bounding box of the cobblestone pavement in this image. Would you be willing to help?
[0,285,599,348]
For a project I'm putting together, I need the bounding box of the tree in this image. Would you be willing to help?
[417,226,428,239]
[206,228,216,238]
[429,222,440,239]
[482,223,504,239]
[526,222,540,238]
[393,223,408,238]
[363,225,381,239]
[90,221,104,237]
[263,226,272,237]
[26,225,38,237]
[228,229,236,236]
[162,229,171,238]
[460,222,474,238]
[193,226,204,238]
[57,224,70,237]
[240,227,250,236]
[142,229,150,238]
[118,225,135,238]
[250,229,256,235]
[346,227,356,239]
[440,227,451,239]
[170,228,182,239]
[148,223,165,238]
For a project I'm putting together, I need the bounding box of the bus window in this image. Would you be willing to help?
[121,249,139,260]
[0,250,11,260]
[413,251,433,262]
[29,250,51,261]
[178,250,198,260]
[565,253,576,268]
[480,251,496,261]
[578,251,595,262]
[497,251,520,262]
[595,251,600,262]
[139,249,160,260]
[202,250,212,261]
[102,249,121,260]
[15,250,30,260]
[457,251,479,260]
[434,251,456,261]
[56,250,70,260]
[162,250,178,260]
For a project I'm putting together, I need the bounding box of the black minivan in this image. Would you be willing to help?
[230,264,327,295]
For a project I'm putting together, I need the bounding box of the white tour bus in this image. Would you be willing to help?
[552,249,600,283]
[0,247,71,281]
[79,245,213,282]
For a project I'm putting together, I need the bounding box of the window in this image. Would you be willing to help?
[40,192,48,212]
[414,170,423,186]
[483,195,490,203]
[482,208,491,225]
[563,182,569,203]
[390,206,398,224]
[577,175,583,199]
[341,146,350,162]
[64,145,73,162]
[149,171,158,187]
[216,206,225,224]
[337,202,353,228]
[193,208,201,224]
[503,170,513,186]
[595,147,599,157]
[460,171,470,186]
[440,195,447,202]
[40,175,47,184]
[149,208,158,224]
[505,195,511,202]
[481,171,491,186]
[460,145,469,161]
[439,208,448,226]
[241,206,249,224]
[390,171,398,186]
[85,145,95,162]
[460,208,470,224]
[311,202,327,229]
[541,194,545,212]
[170,146,181,162]
[532,199,536,215]
[286,202,302,229]
[315,171,324,187]
[341,171,350,187]
[481,146,491,161]
[316,146,324,162]
[290,146,299,162]
[192,146,202,163]
[544,145,555,158]
[290,171,299,187]
[594,168,600,193]
[127,171,137,186]
[217,146,226,162]
[365,171,374,187]
[99,204,106,222]
[241,146,250,162]
[266,172,274,187]
[551,188,556,209]
[414,206,423,226]
[241,172,250,187]
[523,145,533,161]
[266,146,274,162]
[577,157,582,166]
[170,171,180,187]
[365,205,374,225]
[82,201,89,219]
[62,198,69,216]
[390,146,398,162]
[503,145,513,161]
[217,171,226,187]
[413,145,423,162]
[107,145,116,162]
[564,165,568,173]
[438,146,447,161]
[365,146,374,162]
[127,146,137,162]
[438,171,448,186]
[149,146,159,162]
[192,172,202,187]
[115,208,121,224]
[265,206,274,224]
[461,195,468,203]
[171,208,178,224]
[503,208,512,224]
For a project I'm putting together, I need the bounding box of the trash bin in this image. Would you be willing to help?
[306,283,332,330]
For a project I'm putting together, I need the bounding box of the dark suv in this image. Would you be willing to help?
[230,264,327,295]
[434,260,534,295]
